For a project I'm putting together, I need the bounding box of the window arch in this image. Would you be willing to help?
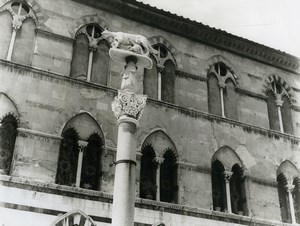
[0,0,37,65]
[277,161,300,224]
[207,59,238,119]
[211,146,247,215]
[70,23,110,85]
[56,113,104,190]
[51,209,97,226]
[144,43,176,103]
[139,130,178,203]
[265,76,294,134]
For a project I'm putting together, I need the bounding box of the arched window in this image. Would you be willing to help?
[140,145,156,200]
[139,131,178,203]
[211,147,247,215]
[144,44,176,103]
[266,77,294,134]
[0,114,18,175]
[207,62,238,119]
[51,209,97,226]
[211,160,226,211]
[56,113,104,190]
[0,1,36,65]
[277,161,300,224]
[70,24,110,85]
[160,149,178,203]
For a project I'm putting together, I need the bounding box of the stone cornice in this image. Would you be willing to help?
[73,0,300,74]
[175,70,207,82]
[35,28,75,43]
[17,128,63,140]
[0,175,293,226]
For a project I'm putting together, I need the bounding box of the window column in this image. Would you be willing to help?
[223,170,233,213]
[87,41,97,82]
[275,97,284,133]
[285,181,296,224]
[7,18,22,61]
[153,156,164,201]
[157,64,164,101]
[218,82,226,118]
[75,140,88,187]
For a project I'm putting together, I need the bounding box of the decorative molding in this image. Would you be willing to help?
[35,28,75,43]
[178,162,211,174]
[247,176,278,187]
[73,0,300,74]
[17,128,62,140]
[175,70,207,82]
[0,175,292,226]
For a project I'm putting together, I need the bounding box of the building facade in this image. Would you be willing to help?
[0,0,300,225]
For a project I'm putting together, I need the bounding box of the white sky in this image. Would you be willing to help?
[139,0,300,58]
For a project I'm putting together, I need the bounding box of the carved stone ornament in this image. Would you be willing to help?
[12,17,23,30]
[111,90,147,121]
[223,170,233,182]
[101,30,158,57]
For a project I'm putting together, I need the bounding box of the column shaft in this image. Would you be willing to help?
[7,30,17,61]
[87,51,94,82]
[220,87,225,118]
[277,106,284,133]
[112,118,137,226]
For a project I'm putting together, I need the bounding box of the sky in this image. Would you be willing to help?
[138,0,300,58]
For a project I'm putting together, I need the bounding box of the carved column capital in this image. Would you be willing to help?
[275,99,283,107]
[157,64,165,73]
[112,90,147,121]
[12,18,22,30]
[223,170,233,182]
[285,183,295,193]
[78,140,88,152]
[153,156,164,165]
[218,81,227,89]
[89,40,98,51]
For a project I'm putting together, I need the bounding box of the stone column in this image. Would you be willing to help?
[7,18,22,61]
[285,182,296,224]
[218,82,226,118]
[153,156,164,201]
[275,98,284,133]
[75,140,88,187]
[223,170,233,213]
[87,41,97,82]
[111,57,147,226]
[157,64,164,101]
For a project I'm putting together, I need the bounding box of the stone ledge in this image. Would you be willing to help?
[0,176,294,226]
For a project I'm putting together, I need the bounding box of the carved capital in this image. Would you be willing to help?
[112,90,147,121]
[153,156,164,165]
[89,39,98,52]
[78,140,88,152]
[157,64,165,73]
[275,98,283,107]
[284,182,295,193]
[12,18,22,30]
[223,170,233,182]
[218,82,227,89]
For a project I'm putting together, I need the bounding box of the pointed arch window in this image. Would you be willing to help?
[56,130,103,190]
[277,161,300,224]
[51,210,97,226]
[144,44,176,103]
[207,62,238,119]
[266,79,293,134]
[0,1,36,65]
[71,24,110,85]
[0,114,18,175]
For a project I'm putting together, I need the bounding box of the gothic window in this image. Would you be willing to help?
[211,160,226,212]
[0,114,18,175]
[140,145,156,200]
[230,164,247,215]
[207,62,238,120]
[266,79,293,134]
[139,131,178,203]
[144,44,176,103]
[51,209,97,226]
[0,1,36,65]
[56,113,104,190]
[160,149,178,203]
[211,147,247,215]
[277,161,300,224]
[70,24,110,85]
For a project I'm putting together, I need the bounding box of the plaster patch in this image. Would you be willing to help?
[96,101,108,111]
[235,145,256,169]
[80,89,106,99]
